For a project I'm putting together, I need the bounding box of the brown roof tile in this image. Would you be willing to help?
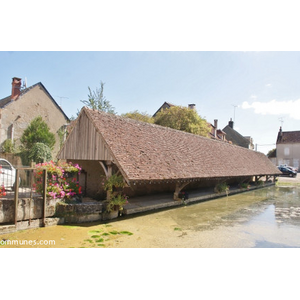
[277,130,300,144]
[80,108,280,183]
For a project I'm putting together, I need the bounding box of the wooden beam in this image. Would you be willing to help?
[99,161,113,179]
[174,182,190,200]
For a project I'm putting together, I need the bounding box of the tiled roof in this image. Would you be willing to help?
[277,130,300,144]
[82,107,280,183]
[0,82,69,121]
[222,125,250,148]
[152,101,175,117]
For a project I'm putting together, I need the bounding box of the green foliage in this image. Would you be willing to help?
[81,81,116,114]
[2,139,16,153]
[154,106,210,137]
[28,142,52,163]
[103,174,126,193]
[267,148,276,158]
[105,194,129,212]
[239,182,250,189]
[20,116,56,150]
[103,174,128,212]
[214,182,230,194]
[122,110,154,123]
[57,126,67,149]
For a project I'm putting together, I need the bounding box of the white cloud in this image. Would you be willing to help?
[265,83,272,87]
[241,99,300,120]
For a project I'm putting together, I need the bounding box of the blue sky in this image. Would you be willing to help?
[1,51,300,154]
[1,2,300,155]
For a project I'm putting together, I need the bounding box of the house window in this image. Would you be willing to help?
[284,147,290,156]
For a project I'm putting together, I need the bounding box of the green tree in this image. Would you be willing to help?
[20,116,56,150]
[122,110,154,123]
[154,106,210,137]
[267,148,276,158]
[81,81,116,114]
[28,142,52,163]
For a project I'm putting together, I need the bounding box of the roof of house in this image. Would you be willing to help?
[222,125,250,148]
[59,107,280,184]
[277,129,300,144]
[0,82,69,121]
[152,101,175,117]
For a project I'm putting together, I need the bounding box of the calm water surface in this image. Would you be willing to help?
[157,185,300,248]
[2,185,300,248]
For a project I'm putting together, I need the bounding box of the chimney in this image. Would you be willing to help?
[229,118,234,129]
[11,77,22,100]
[214,119,218,138]
[188,104,196,110]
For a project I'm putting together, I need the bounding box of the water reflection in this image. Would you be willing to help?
[163,186,300,247]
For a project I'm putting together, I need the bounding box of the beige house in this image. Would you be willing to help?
[276,127,300,171]
[0,77,69,157]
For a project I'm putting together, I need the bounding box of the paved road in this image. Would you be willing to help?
[277,174,300,183]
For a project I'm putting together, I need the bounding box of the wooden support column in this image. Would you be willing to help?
[174,182,190,201]
[255,175,262,183]
[42,169,47,227]
[99,161,113,179]
[14,169,20,226]
[99,161,113,200]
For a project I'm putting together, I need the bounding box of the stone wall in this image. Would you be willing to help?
[0,197,62,224]
[0,197,103,225]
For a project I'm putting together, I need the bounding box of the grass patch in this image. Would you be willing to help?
[101,233,110,236]
[90,235,101,238]
[97,244,105,247]
[174,227,182,231]
[277,181,300,186]
[63,225,78,229]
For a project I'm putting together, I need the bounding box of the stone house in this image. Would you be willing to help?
[222,118,254,149]
[276,127,300,171]
[0,77,69,158]
[57,107,280,200]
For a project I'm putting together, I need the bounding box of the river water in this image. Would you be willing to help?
[1,184,300,248]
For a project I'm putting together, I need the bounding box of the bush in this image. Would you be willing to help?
[28,142,52,163]
[214,182,230,194]
[2,139,15,153]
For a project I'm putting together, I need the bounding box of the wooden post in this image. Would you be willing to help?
[14,169,20,226]
[42,169,47,227]
[174,182,190,200]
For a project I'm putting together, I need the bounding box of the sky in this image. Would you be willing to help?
[1,51,300,154]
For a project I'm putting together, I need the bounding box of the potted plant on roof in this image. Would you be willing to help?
[103,174,128,220]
